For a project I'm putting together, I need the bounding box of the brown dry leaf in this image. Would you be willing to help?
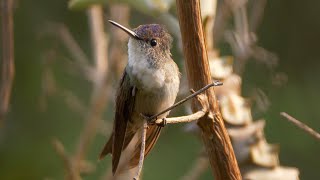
[215,73,242,97]
[228,120,265,164]
[243,166,299,180]
[250,139,279,168]
[209,55,234,79]
[220,92,252,125]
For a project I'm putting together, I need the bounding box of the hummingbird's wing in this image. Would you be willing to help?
[99,70,136,174]
[99,69,164,173]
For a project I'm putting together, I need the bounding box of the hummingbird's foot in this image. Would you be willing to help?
[140,113,151,121]
[140,113,167,127]
[157,118,167,127]
[148,117,167,127]
[140,113,156,124]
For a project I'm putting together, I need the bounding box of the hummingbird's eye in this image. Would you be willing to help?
[150,39,157,47]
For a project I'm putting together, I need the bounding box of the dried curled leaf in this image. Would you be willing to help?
[243,166,299,180]
[220,92,252,125]
[250,139,279,168]
[215,73,242,97]
[228,120,265,164]
[209,55,234,79]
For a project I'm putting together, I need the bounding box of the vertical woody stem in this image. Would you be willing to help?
[0,0,15,123]
[176,1,241,179]
[72,5,108,175]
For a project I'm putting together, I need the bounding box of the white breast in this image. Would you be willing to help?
[127,39,165,90]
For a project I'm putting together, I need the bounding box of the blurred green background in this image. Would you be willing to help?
[1,0,320,179]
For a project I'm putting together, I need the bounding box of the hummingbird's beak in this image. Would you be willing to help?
[108,20,142,40]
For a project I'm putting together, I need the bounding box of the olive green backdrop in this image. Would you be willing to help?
[0,0,319,179]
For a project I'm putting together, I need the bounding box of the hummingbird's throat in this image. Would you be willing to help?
[127,39,166,90]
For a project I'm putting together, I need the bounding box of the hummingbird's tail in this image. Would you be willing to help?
[99,124,162,173]
[99,131,135,160]
[99,134,113,159]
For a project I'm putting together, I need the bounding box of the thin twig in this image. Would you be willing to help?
[152,92,209,126]
[39,50,88,115]
[0,0,15,123]
[89,7,108,79]
[52,139,81,180]
[148,81,222,122]
[56,24,91,69]
[249,0,267,32]
[60,89,87,115]
[133,121,148,180]
[109,3,130,79]
[213,0,232,45]
[280,112,320,141]
[154,110,207,126]
[73,5,109,174]
[44,23,94,82]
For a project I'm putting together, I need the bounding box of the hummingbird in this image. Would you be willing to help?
[99,20,180,174]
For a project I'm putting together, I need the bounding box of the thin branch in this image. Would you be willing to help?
[0,0,15,123]
[52,139,81,180]
[224,0,277,74]
[89,6,108,80]
[148,81,222,121]
[280,112,320,141]
[72,5,109,174]
[249,0,267,32]
[109,3,130,79]
[60,89,87,115]
[201,0,218,51]
[213,0,232,45]
[155,110,207,126]
[44,23,94,82]
[56,24,91,69]
[39,50,89,115]
[133,121,148,180]
[152,92,209,126]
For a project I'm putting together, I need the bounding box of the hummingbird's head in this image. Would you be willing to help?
[133,24,172,55]
[109,20,173,68]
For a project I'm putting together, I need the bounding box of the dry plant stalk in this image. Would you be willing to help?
[281,112,320,141]
[176,0,241,179]
[0,0,15,123]
[199,0,299,179]
[52,5,109,179]
[109,4,131,79]
[72,4,109,174]
[179,0,299,179]
[52,139,82,180]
